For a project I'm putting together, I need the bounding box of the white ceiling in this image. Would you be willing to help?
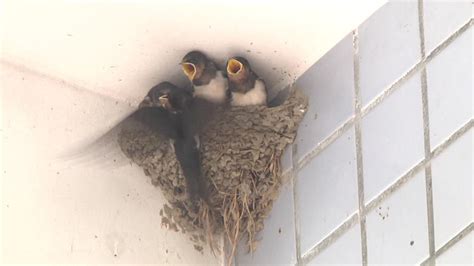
[1,0,386,104]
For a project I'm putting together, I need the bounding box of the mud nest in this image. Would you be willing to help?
[118,89,307,262]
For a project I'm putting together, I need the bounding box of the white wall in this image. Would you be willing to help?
[1,0,385,102]
[0,0,385,264]
[237,1,473,265]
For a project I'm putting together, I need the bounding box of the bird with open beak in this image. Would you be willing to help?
[180,51,229,104]
[226,56,267,106]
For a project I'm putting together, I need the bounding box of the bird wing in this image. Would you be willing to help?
[59,107,178,168]
[182,97,221,138]
[173,136,209,203]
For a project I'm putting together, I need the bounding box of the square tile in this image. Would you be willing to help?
[297,128,358,254]
[295,33,355,160]
[431,128,473,249]
[366,171,429,264]
[426,27,472,147]
[436,231,473,265]
[307,224,362,265]
[361,73,424,201]
[423,0,472,54]
[359,1,421,106]
[235,182,296,265]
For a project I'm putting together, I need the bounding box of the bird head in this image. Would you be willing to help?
[180,51,209,83]
[144,82,192,113]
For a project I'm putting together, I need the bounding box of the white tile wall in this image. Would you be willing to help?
[361,72,424,202]
[426,27,472,147]
[295,34,355,160]
[358,1,420,106]
[236,1,473,265]
[436,231,473,265]
[366,171,429,264]
[306,224,362,265]
[431,129,473,249]
[423,0,472,53]
[297,128,358,254]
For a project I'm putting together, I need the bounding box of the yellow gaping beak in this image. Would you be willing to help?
[227,58,243,76]
[181,63,196,80]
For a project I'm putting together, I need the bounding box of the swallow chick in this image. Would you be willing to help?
[62,82,190,164]
[181,50,228,104]
[140,81,192,114]
[142,82,210,203]
[66,82,209,203]
[132,82,192,140]
[226,56,267,106]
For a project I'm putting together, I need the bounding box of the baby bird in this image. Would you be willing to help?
[67,82,209,203]
[140,82,210,203]
[181,51,228,104]
[226,56,267,106]
[132,82,193,140]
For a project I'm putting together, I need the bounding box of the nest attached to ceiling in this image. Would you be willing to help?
[118,88,307,263]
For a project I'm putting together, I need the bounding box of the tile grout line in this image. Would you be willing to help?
[365,158,426,213]
[417,0,436,263]
[433,222,473,258]
[300,119,473,265]
[430,119,473,158]
[365,119,473,213]
[291,144,302,265]
[417,0,427,60]
[420,222,474,265]
[352,28,368,266]
[297,18,473,172]
[296,116,355,170]
[300,214,360,264]
[360,18,473,118]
